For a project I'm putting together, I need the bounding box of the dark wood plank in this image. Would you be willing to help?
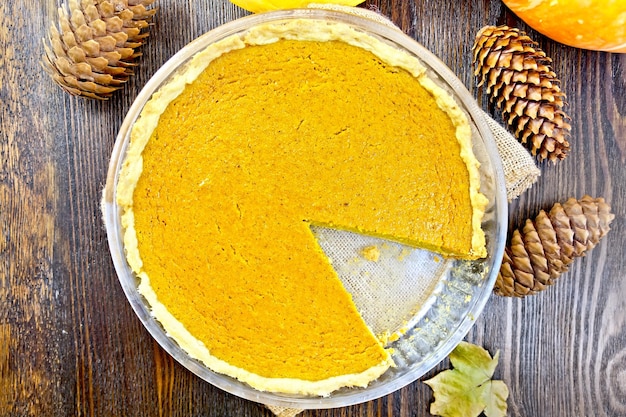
[1,0,624,416]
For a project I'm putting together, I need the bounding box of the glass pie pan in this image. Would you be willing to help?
[101,8,508,410]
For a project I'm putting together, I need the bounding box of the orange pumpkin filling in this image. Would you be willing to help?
[118,28,487,396]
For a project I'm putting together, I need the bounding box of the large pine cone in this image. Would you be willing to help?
[495,196,614,297]
[42,0,156,100]
[473,25,571,162]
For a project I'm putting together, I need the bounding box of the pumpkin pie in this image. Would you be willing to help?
[116,19,488,396]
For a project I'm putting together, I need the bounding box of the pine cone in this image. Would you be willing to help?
[472,25,571,162]
[495,196,614,297]
[42,0,157,100]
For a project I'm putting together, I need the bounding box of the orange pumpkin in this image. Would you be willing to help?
[502,0,626,53]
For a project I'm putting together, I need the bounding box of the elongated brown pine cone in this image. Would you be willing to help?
[495,196,614,297]
[473,25,571,162]
[42,0,156,100]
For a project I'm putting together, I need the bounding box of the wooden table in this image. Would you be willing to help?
[2,0,625,415]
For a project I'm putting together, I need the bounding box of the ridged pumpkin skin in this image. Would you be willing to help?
[502,0,626,53]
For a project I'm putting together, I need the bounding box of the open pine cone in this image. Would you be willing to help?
[473,25,571,162]
[42,0,156,100]
[495,196,614,297]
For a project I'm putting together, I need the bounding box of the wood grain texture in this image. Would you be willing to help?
[1,0,624,416]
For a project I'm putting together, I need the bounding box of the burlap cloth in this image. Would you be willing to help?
[260,4,539,416]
